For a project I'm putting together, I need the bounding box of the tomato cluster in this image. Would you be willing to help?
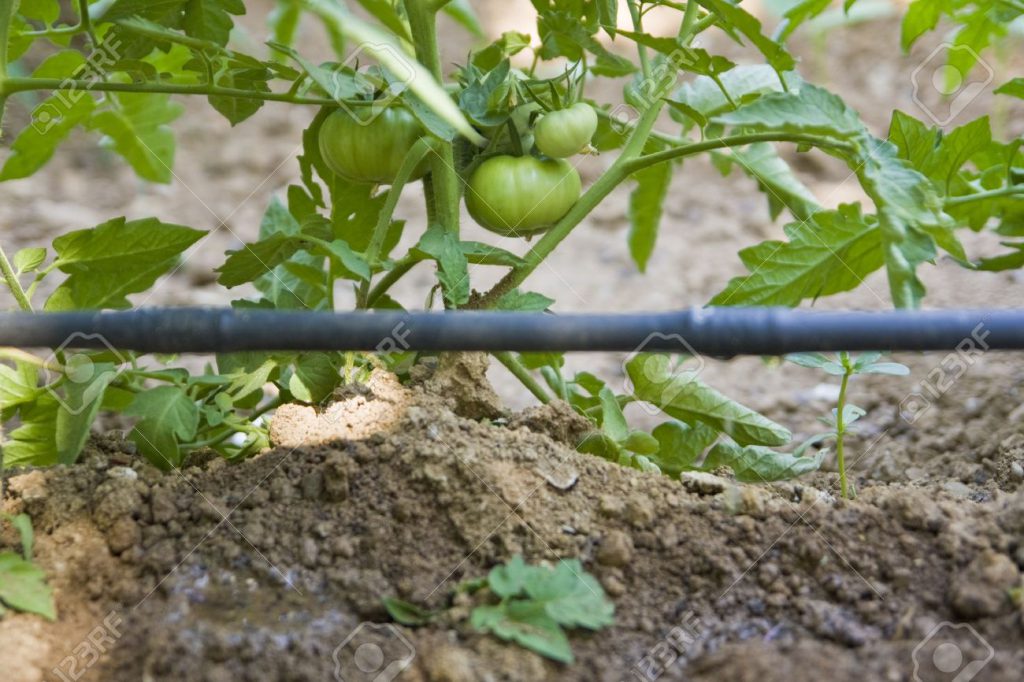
[317,101,598,238]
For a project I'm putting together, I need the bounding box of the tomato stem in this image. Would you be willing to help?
[1,77,338,105]
[0,242,34,312]
[405,0,461,239]
[493,352,552,404]
[835,355,853,499]
[358,138,435,308]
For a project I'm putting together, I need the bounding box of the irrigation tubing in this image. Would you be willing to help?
[0,307,1021,356]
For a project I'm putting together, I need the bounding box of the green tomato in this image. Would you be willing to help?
[465,155,582,236]
[533,102,598,158]
[318,107,429,184]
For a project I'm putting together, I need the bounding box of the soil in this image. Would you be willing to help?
[3,2,1024,681]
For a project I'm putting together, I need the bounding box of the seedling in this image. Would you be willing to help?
[385,555,613,664]
[786,352,909,498]
[0,512,55,620]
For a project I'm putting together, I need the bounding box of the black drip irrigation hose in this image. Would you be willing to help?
[0,307,1021,355]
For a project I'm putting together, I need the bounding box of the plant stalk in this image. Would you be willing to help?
[835,362,852,499]
[404,0,461,237]
[0,243,33,312]
[493,352,551,404]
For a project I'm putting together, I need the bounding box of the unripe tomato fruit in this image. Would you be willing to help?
[465,155,582,236]
[318,107,429,184]
[533,102,598,158]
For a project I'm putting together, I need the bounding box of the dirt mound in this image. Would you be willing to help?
[3,372,1023,681]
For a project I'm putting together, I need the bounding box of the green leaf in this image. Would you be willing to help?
[55,363,117,464]
[1,51,97,181]
[0,552,56,620]
[775,0,832,41]
[254,198,328,309]
[0,362,40,410]
[597,387,629,442]
[3,396,60,467]
[534,9,635,77]
[671,65,801,124]
[2,513,35,561]
[87,93,184,183]
[628,157,672,272]
[45,217,204,310]
[995,78,1024,99]
[471,604,574,664]
[523,559,615,630]
[413,225,470,307]
[208,65,271,126]
[626,355,791,446]
[711,204,883,307]
[351,0,412,41]
[471,31,531,71]
[702,441,825,482]
[900,0,946,50]
[322,239,371,282]
[182,0,246,46]
[650,420,719,477]
[715,83,862,137]
[218,233,305,288]
[717,143,821,221]
[696,0,795,72]
[125,386,200,470]
[288,353,342,403]
[977,242,1024,271]
[496,290,555,312]
[441,0,483,36]
[13,248,47,273]
[383,597,436,626]
[857,361,909,376]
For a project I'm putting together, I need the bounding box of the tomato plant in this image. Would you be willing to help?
[0,0,1022,504]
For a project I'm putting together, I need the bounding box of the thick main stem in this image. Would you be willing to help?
[405,0,460,237]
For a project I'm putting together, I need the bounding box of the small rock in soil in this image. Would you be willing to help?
[597,530,634,568]
[949,550,1021,619]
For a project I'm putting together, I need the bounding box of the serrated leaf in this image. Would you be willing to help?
[126,386,200,469]
[3,395,61,467]
[288,353,342,403]
[696,0,795,72]
[715,83,862,137]
[88,92,184,183]
[1,51,97,181]
[626,354,790,446]
[524,559,615,630]
[671,65,801,124]
[0,362,40,410]
[209,66,271,126]
[901,0,946,50]
[45,217,204,310]
[218,233,305,288]
[702,442,824,482]
[718,143,822,221]
[0,553,56,620]
[413,225,470,307]
[775,0,832,41]
[650,420,719,477]
[183,0,246,46]
[628,157,672,272]
[711,204,883,306]
[254,198,327,309]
